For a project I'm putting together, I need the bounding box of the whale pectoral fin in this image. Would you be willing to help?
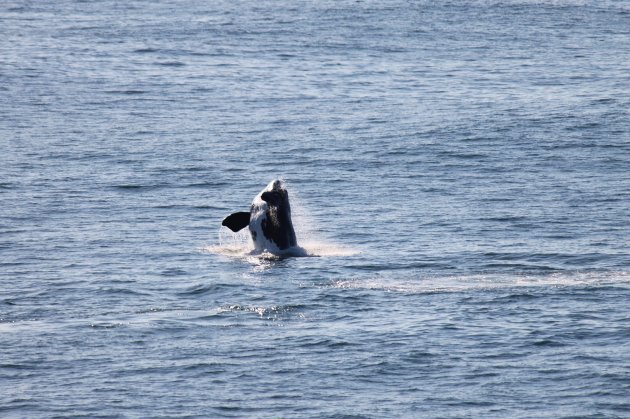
[222,212,251,232]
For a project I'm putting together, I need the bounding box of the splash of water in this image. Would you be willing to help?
[204,180,358,259]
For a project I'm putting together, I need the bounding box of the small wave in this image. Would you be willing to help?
[96,286,151,297]
[218,304,305,320]
[104,89,147,95]
[155,61,186,67]
[532,339,566,348]
[160,268,187,277]
[89,322,128,329]
[133,48,159,53]
[178,282,237,296]
[112,183,171,192]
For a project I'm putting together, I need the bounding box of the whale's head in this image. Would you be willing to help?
[260,180,290,209]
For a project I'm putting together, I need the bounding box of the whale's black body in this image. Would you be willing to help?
[222,180,298,254]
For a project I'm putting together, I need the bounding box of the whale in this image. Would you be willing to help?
[222,180,301,255]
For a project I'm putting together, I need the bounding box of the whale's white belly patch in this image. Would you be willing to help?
[248,196,282,254]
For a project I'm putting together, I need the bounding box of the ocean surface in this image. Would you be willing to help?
[2,0,630,417]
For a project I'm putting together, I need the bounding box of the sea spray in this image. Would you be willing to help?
[206,180,358,258]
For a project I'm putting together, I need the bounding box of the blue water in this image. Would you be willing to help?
[2,0,630,417]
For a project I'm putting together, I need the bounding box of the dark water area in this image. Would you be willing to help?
[2,1,630,417]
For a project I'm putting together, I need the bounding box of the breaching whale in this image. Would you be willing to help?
[222,180,301,255]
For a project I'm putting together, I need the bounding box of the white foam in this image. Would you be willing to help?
[204,233,358,259]
[299,241,359,257]
[330,271,630,294]
[204,226,251,257]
